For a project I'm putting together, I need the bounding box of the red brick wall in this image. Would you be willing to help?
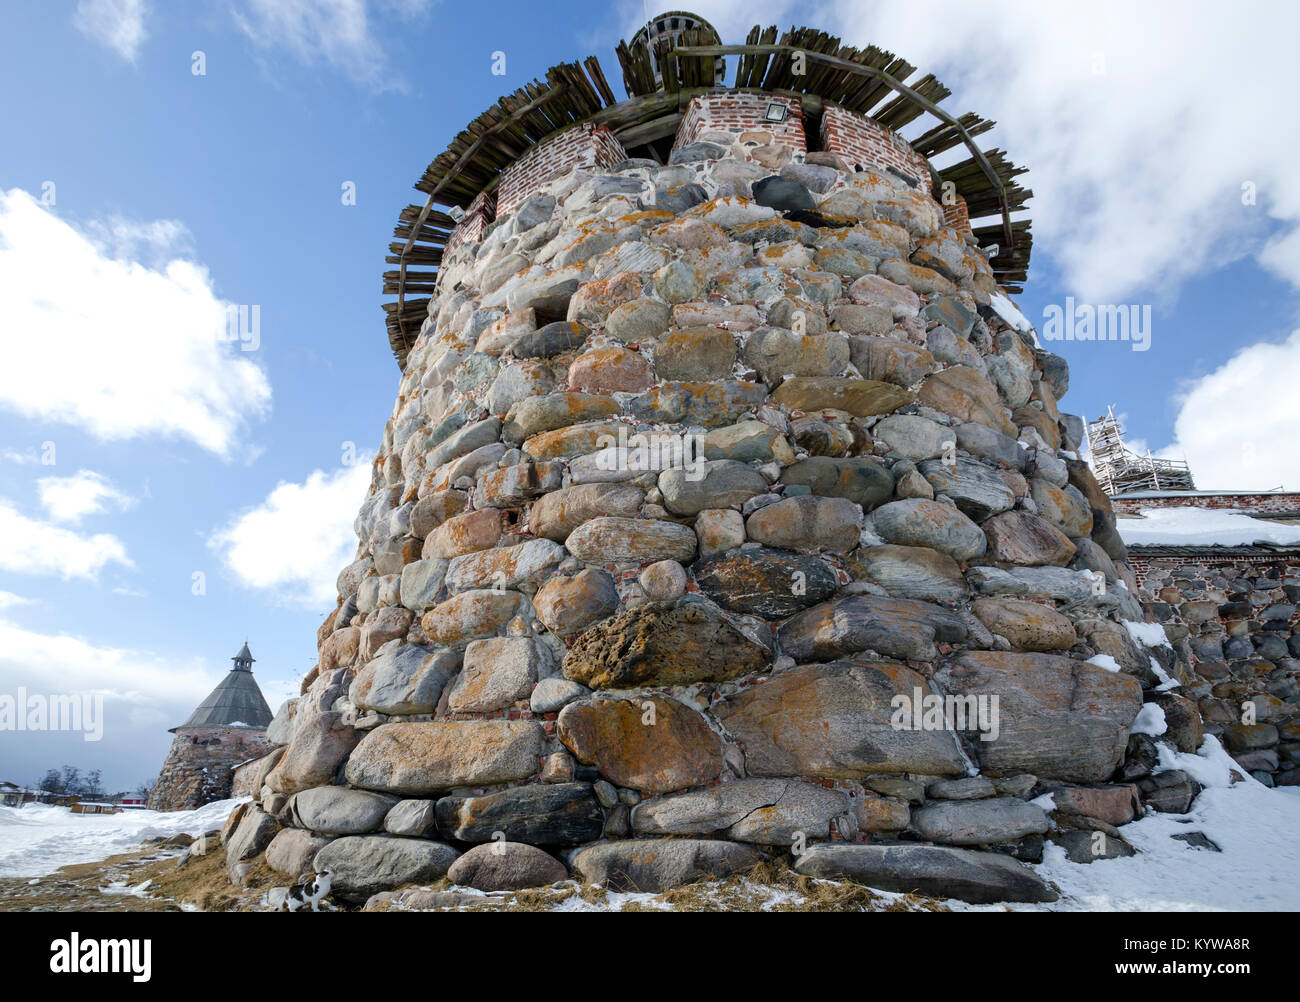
[673,92,806,153]
[444,189,496,257]
[1112,493,1300,516]
[821,104,931,187]
[496,123,628,218]
[942,193,972,236]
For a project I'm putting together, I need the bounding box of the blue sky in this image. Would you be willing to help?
[1,0,1297,790]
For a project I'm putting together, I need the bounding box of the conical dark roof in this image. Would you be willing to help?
[176,643,272,729]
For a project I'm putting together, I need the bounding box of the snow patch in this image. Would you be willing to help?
[1087,653,1122,673]
[988,292,1040,347]
[1118,506,1300,547]
[1132,702,1167,736]
[0,798,244,878]
[1123,618,1172,649]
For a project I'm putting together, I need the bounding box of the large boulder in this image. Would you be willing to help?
[847,544,967,603]
[869,499,986,561]
[435,782,604,845]
[714,661,967,779]
[557,696,724,795]
[918,458,1015,521]
[745,495,862,553]
[565,516,697,564]
[570,839,763,892]
[446,843,568,891]
[778,593,966,662]
[779,456,894,509]
[792,843,1058,904]
[632,778,851,844]
[692,548,839,618]
[528,483,644,541]
[345,721,544,795]
[290,786,397,836]
[910,797,1050,846]
[265,828,331,877]
[314,836,459,902]
[225,808,278,866]
[658,460,768,516]
[445,636,550,713]
[563,600,769,689]
[350,645,459,715]
[265,709,362,796]
[970,597,1076,651]
[934,651,1142,782]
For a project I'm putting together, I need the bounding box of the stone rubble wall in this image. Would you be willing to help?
[148,726,272,812]
[227,135,1217,904]
[1134,556,1300,786]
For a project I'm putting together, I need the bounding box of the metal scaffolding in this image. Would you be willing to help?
[1085,406,1195,495]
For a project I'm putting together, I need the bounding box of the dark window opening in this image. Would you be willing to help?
[802,107,824,154]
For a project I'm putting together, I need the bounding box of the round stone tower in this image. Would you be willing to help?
[149,643,273,812]
[229,16,1193,904]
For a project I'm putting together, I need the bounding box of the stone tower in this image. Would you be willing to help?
[149,643,273,812]
[224,16,1192,904]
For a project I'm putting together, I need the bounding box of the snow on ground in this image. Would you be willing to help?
[1118,506,1300,547]
[3,744,1299,911]
[0,798,244,878]
[1011,738,1300,912]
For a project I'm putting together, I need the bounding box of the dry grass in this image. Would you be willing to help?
[379,858,952,913]
[135,847,279,912]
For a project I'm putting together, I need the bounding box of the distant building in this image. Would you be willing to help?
[147,643,274,812]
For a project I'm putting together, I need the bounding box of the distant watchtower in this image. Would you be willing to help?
[628,10,725,87]
[147,642,274,812]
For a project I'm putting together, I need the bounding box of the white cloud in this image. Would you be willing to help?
[0,448,40,465]
[87,216,194,266]
[0,617,210,711]
[232,0,435,91]
[0,616,226,788]
[0,189,271,458]
[0,501,133,581]
[0,592,33,610]
[1153,330,1300,491]
[73,0,149,63]
[208,461,371,608]
[37,470,137,523]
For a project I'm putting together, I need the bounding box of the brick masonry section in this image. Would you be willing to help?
[1112,493,1300,517]
[942,193,973,236]
[494,123,628,219]
[821,104,931,188]
[444,190,496,258]
[673,92,806,153]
